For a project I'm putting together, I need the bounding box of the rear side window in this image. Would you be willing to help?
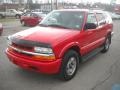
[96,13,105,22]
[103,12,113,24]
[23,13,30,17]
[96,13,107,25]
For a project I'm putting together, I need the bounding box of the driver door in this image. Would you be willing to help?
[80,13,99,55]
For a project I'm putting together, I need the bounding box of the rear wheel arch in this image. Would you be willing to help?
[107,32,112,43]
[101,33,111,53]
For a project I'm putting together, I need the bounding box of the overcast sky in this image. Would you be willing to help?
[70,0,111,3]
[34,0,120,4]
[38,0,112,3]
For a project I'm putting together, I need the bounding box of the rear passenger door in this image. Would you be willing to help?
[95,13,107,45]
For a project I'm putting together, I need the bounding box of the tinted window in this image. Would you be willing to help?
[87,13,97,24]
[26,13,30,17]
[31,13,38,17]
[96,13,105,22]
[23,13,30,16]
[96,13,106,25]
[103,12,112,24]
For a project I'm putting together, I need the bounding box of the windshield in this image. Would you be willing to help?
[39,10,84,30]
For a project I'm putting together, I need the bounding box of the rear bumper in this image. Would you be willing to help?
[6,49,62,74]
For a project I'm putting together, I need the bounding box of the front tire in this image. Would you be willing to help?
[59,50,79,81]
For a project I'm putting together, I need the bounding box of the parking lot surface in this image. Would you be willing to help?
[0,20,120,90]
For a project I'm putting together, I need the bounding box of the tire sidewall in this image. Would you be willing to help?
[101,36,111,53]
[105,38,110,51]
[59,50,79,81]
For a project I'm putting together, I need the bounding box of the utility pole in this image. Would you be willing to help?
[56,0,58,9]
[27,0,33,9]
[18,0,22,8]
[51,0,53,11]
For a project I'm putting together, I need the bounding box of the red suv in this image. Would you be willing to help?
[6,9,113,80]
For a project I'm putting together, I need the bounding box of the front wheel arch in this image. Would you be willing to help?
[60,45,82,63]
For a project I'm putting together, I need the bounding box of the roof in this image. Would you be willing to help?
[53,9,105,13]
[54,9,89,12]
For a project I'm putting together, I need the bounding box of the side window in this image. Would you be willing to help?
[85,13,98,30]
[31,13,38,17]
[87,13,97,24]
[26,13,30,17]
[10,10,14,13]
[23,13,29,16]
[96,13,106,25]
[103,13,112,24]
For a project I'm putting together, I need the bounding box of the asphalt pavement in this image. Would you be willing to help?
[0,20,120,90]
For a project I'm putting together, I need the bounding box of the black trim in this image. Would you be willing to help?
[10,37,51,48]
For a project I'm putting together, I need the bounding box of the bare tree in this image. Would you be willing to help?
[26,0,33,9]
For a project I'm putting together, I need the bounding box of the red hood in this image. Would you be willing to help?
[12,26,80,46]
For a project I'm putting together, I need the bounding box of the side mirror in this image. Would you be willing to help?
[84,23,97,30]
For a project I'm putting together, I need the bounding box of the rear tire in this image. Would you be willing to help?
[59,50,79,81]
[101,36,111,53]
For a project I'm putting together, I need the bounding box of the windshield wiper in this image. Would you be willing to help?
[39,24,48,27]
[47,24,71,29]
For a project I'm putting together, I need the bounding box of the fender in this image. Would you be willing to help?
[59,42,80,58]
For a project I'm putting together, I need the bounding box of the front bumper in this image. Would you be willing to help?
[6,49,62,74]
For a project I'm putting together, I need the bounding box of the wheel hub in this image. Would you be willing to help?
[66,57,77,76]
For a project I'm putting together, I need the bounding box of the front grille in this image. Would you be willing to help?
[13,49,33,57]
[12,43,33,52]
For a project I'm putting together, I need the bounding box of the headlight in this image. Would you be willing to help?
[33,47,55,61]
[34,47,53,54]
